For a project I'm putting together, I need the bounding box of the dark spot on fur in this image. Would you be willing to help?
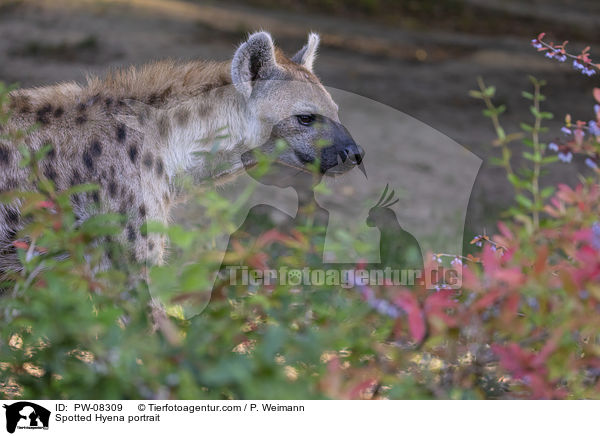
[43,165,58,185]
[147,87,173,107]
[148,241,155,251]
[91,140,102,157]
[88,94,100,106]
[5,208,20,225]
[155,158,164,176]
[10,95,32,113]
[197,102,211,118]
[70,169,82,186]
[158,114,170,139]
[116,124,127,143]
[163,192,170,205]
[108,181,118,198]
[53,107,64,118]
[5,229,17,243]
[45,145,56,160]
[175,107,190,126]
[119,201,127,215]
[105,97,113,109]
[137,106,150,125]
[128,144,139,164]
[71,193,81,207]
[142,152,153,169]
[77,102,86,112]
[0,145,11,166]
[75,115,87,125]
[91,191,100,204]
[82,150,94,171]
[110,165,116,178]
[139,204,146,218]
[147,93,159,106]
[127,223,136,242]
[36,104,52,125]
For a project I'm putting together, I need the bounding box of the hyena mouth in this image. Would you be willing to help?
[319,144,366,177]
[241,147,366,178]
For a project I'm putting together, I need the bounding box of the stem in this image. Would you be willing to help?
[477,77,520,193]
[531,81,543,230]
[537,39,599,71]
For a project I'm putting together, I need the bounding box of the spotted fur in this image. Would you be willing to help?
[0,32,340,275]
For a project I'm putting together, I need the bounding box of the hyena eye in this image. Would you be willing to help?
[296,114,316,126]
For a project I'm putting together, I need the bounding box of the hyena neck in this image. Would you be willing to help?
[152,86,253,182]
[89,60,255,182]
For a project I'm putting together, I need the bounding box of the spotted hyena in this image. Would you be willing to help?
[0,32,363,276]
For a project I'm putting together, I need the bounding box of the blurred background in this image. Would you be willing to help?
[0,0,598,233]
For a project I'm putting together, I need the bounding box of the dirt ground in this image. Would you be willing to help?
[0,0,598,239]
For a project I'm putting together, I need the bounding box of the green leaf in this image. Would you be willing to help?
[541,155,559,164]
[507,173,525,188]
[496,126,506,140]
[468,90,483,99]
[522,138,534,148]
[541,186,555,198]
[520,123,533,132]
[522,91,534,100]
[483,86,496,97]
[515,194,533,209]
[168,225,195,249]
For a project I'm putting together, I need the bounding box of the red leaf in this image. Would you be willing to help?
[394,291,426,343]
[13,241,29,250]
[37,200,55,209]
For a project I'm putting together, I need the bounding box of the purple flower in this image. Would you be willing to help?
[583,67,597,76]
[561,126,572,135]
[573,60,584,70]
[548,142,559,152]
[558,151,573,163]
[545,51,555,58]
[592,222,600,251]
[594,104,600,116]
[589,121,600,136]
[555,53,567,62]
[450,257,462,266]
[585,157,598,169]
[526,297,539,310]
[531,39,543,49]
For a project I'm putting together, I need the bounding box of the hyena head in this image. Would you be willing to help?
[231,32,364,178]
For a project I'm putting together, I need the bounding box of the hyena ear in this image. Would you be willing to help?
[291,32,320,72]
[231,31,280,98]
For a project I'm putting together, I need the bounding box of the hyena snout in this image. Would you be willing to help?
[319,123,364,174]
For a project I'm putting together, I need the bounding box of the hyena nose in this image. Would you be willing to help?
[341,143,364,165]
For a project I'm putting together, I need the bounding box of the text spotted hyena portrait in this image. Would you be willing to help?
[0,31,363,278]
